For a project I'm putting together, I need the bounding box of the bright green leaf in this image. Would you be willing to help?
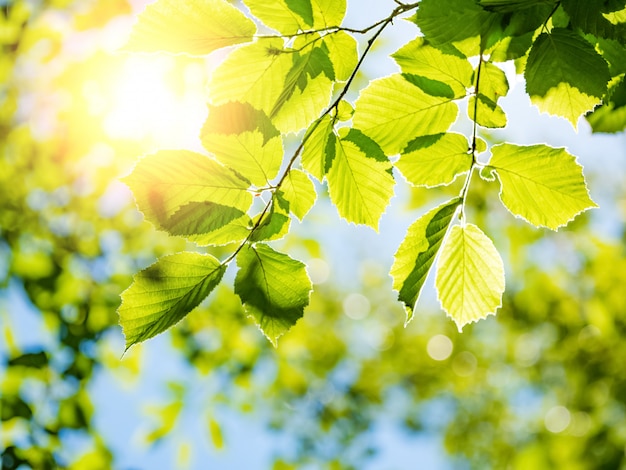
[469,94,507,128]
[119,253,226,349]
[435,224,505,331]
[488,143,598,229]
[327,128,395,230]
[397,133,472,187]
[311,0,346,28]
[525,29,610,126]
[244,0,312,34]
[279,169,317,220]
[200,102,280,143]
[201,131,284,187]
[123,150,253,233]
[235,244,312,345]
[353,74,458,155]
[391,198,461,324]
[250,201,291,242]
[392,37,473,98]
[301,115,336,181]
[124,0,256,55]
[323,31,358,81]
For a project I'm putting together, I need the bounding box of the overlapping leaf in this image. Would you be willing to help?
[235,244,312,345]
[391,198,461,324]
[353,74,458,155]
[397,133,472,187]
[124,0,256,55]
[119,253,225,349]
[435,224,505,331]
[486,143,597,229]
[327,128,395,229]
[123,150,253,242]
[244,0,346,33]
[322,31,358,81]
[278,169,317,220]
[392,37,473,98]
[525,29,610,126]
[301,115,336,181]
[469,61,508,128]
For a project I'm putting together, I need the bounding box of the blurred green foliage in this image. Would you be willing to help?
[1,1,626,469]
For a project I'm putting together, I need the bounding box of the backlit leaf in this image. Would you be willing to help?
[301,115,336,181]
[279,169,317,220]
[235,244,312,345]
[125,0,256,55]
[391,198,461,324]
[353,74,458,155]
[244,0,313,34]
[469,94,507,128]
[323,31,358,81]
[435,224,505,331]
[327,128,395,229]
[392,37,473,98]
[487,143,598,229]
[119,253,225,349]
[525,29,610,126]
[397,133,472,187]
[123,150,253,233]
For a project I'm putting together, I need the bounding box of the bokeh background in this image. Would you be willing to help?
[2,0,626,469]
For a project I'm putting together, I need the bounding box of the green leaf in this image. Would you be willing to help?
[391,198,461,324]
[397,133,472,187]
[200,102,280,143]
[243,0,313,34]
[323,31,358,81]
[119,253,225,349]
[270,42,335,133]
[487,143,598,229]
[200,131,284,187]
[469,94,507,128]
[124,0,256,55]
[477,61,509,101]
[311,0,346,28]
[562,0,626,42]
[353,74,458,155]
[279,169,317,220]
[301,115,336,181]
[392,37,473,98]
[525,29,610,126]
[164,201,252,246]
[235,244,312,345]
[123,150,253,233]
[327,128,395,230]
[435,224,505,331]
[249,200,291,242]
[208,39,294,113]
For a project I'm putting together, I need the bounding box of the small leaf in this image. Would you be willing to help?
[525,29,610,126]
[391,198,461,324]
[488,143,598,229]
[244,0,313,34]
[235,244,312,345]
[353,74,458,155]
[123,150,253,233]
[435,224,505,331]
[327,128,395,229]
[119,253,225,349]
[201,102,279,143]
[279,169,317,220]
[323,31,358,81]
[301,115,336,181]
[468,94,507,128]
[250,201,291,242]
[397,133,472,187]
[125,0,256,55]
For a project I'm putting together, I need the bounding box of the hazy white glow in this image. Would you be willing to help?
[427,335,453,361]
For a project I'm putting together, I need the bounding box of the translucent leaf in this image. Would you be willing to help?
[119,253,226,349]
[301,115,336,181]
[235,244,312,346]
[125,0,256,55]
[123,150,253,233]
[477,61,509,101]
[391,198,461,324]
[353,74,458,155]
[270,43,335,133]
[525,29,610,126]
[200,131,284,187]
[311,0,346,28]
[397,133,472,187]
[562,0,626,41]
[249,200,291,242]
[201,102,280,144]
[392,37,473,98]
[279,169,317,220]
[488,143,598,229]
[468,94,507,128]
[165,201,252,246]
[208,39,293,113]
[327,128,395,230]
[323,31,358,81]
[243,0,313,34]
[435,224,505,331]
